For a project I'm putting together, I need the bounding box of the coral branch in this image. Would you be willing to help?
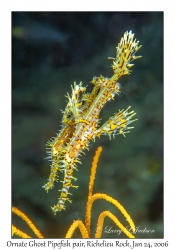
[12,207,44,238]
[65,220,89,238]
[12,225,31,238]
[85,193,135,237]
[88,146,103,197]
[95,210,135,238]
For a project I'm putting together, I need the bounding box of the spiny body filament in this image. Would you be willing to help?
[43,30,142,214]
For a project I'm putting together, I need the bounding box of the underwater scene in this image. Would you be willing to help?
[12,12,163,239]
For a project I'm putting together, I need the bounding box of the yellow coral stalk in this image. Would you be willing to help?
[85,193,135,238]
[95,210,135,238]
[84,146,135,238]
[88,146,103,197]
[12,146,136,239]
[12,225,31,238]
[12,207,44,238]
[65,220,89,238]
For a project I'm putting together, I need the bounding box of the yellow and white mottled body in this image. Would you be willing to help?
[43,30,142,214]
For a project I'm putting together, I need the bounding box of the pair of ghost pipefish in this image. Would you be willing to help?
[43,30,142,215]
